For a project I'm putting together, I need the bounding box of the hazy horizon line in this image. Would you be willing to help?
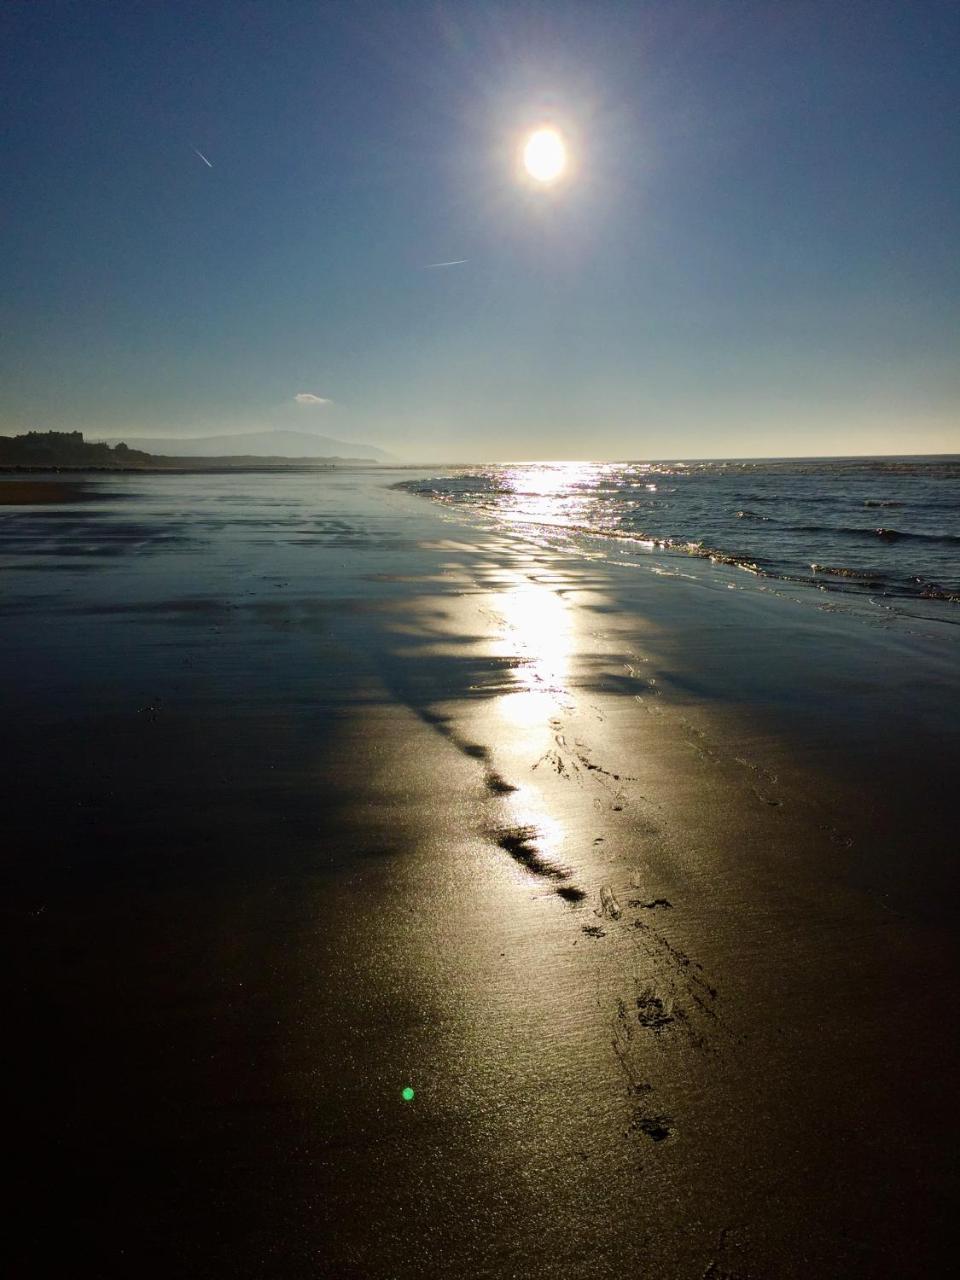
[3,427,957,467]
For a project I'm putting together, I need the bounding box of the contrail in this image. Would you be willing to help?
[424,258,467,268]
[193,148,214,168]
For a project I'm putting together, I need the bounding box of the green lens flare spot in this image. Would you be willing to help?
[401,1086,415,1102]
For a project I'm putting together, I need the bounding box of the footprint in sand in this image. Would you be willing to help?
[610,1005,678,1143]
[596,885,622,919]
[629,1110,675,1142]
[635,983,677,1031]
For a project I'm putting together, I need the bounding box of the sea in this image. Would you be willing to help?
[399,456,960,614]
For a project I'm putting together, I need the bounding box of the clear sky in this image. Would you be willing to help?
[2,0,958,462]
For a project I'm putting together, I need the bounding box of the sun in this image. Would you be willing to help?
[522,127,567,184]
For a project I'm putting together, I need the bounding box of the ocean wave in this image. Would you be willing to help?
[915,580,960,603]
[810,564,881,579]
[397,463,959,607]
[512,519,769,576]
[788,524,960,545]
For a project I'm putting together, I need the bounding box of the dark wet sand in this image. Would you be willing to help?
[0,478,99,503]
[2,471,959,1277]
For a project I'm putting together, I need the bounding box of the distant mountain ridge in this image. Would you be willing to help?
[99,430,397,461]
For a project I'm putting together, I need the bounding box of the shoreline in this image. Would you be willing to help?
[0,462,353,476]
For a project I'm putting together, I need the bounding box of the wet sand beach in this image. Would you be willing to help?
[3,468,959,1278]
[0,478,103,504]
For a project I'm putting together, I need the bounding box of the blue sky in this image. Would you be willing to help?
[1,0,957,461]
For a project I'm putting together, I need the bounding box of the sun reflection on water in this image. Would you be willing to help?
[496,462,605,532]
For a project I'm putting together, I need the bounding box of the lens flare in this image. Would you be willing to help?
[523,128,567,183]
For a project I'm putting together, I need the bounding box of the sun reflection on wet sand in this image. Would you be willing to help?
[387,523,608,905]
[490,576,571,687]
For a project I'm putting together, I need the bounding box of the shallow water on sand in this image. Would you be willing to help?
[3,467,959,1278]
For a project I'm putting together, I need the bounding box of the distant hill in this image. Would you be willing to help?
[0,430,381,470]
[0,431,154,468]
[99,430,397,462]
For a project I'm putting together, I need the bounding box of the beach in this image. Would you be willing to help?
[3,466,959,1278]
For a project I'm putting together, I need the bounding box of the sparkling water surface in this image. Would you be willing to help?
[401,456,960,609]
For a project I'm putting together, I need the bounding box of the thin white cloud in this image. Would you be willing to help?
[425,259,468,268]
[294,393,332,406]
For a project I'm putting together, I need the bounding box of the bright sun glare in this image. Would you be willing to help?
[523,127,567,183]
